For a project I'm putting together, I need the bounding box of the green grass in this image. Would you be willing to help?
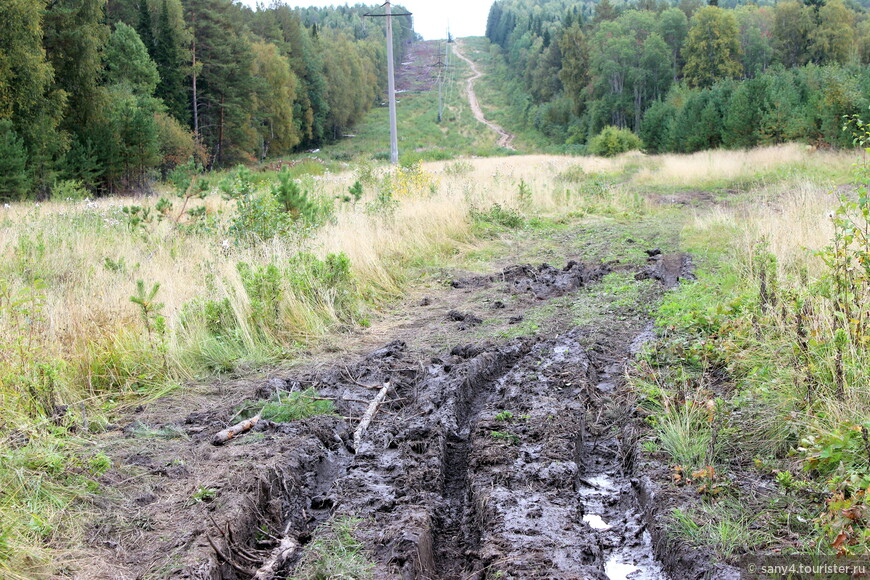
[670,502,772,561]
[653,403,714,472]
[238,387,335,423]
[324,46,505,163]
[290,516,374,580]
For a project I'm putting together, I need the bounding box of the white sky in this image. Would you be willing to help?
[236,0,493,41]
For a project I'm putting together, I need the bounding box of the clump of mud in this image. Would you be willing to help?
[496,260,613,299]
[635,251,695,289]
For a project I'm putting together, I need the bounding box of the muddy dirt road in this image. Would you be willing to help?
[452,42,515,150]
[66,224,744,579]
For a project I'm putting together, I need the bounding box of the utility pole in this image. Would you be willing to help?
[365,2,412,165]
[446,25,451,68]
[433,46,446,123]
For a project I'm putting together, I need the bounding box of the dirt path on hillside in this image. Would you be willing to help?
[452,42,515,150]
[61,216,747,579]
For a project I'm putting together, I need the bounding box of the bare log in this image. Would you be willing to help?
[252,536,299,580]
[212,414,260,446]
[353,382,390,451]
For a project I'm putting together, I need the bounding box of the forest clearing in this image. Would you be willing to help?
[2,0,870,577]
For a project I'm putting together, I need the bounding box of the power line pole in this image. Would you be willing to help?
[433,46,446,123]
[365,2,412,165]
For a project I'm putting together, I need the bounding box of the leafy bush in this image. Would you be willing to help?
[228,192,289,243]
[587,126,644,157]
[49,179,89,201]
[470,203,525,230]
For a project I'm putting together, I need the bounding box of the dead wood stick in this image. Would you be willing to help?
[342,366,381,389]
[206,534,254,576]
[252,535,300,580]
[353,382,390,451]
[212,414,261,445]
[342,397,371,404]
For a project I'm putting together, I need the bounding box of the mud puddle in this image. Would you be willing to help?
[72,255,706,579]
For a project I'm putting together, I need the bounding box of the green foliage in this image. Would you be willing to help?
[153,0,188,124]
[240,387,335,423]
[588,126,643,157]
[797,422,870,486]
[104,22,160,95]
[682,7,743,88]
[229,192,289,243]
[291,516,374,580]
[191,486,217,503]
[348,180,363,202]
[129,279,169,373]
[270,169,327,225]
[49,179,88,202]
[0,0,65,193]
[0,121,30,200]
[470,203,525,231]
[494,410,515,422]
[516,179,532,206]
[490,430,520,445]
[486,0,867,155]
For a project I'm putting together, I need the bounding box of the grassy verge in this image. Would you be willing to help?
[631,127,870,560]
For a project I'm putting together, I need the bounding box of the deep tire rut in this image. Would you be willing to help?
[78,255,713,579]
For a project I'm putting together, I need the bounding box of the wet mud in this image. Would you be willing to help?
[75,255,725,580]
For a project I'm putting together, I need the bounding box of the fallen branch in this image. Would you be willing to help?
[353,382,390,451]
[341,366,381,389]
[212,414,261,446]
[206,534,254,576]
[253,535,299,580]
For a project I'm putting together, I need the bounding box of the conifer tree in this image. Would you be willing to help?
[137,0,155,57]
[154,0,189,124]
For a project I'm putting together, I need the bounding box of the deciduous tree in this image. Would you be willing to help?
[682,6,742,88]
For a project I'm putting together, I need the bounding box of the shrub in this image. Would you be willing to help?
[587,126,644,157]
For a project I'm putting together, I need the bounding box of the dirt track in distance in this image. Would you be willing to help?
[452,41,515,150]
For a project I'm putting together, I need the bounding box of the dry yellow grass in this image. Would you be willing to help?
[632,143,852,187]
[692,180,837,277]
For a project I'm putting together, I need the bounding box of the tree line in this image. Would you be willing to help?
[0,0,414,199]
[485,0,870,152]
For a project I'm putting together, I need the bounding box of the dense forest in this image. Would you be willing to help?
[486,0,870,153]
[0,0,414,198]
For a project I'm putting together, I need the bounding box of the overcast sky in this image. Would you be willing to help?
[236,0,492,41]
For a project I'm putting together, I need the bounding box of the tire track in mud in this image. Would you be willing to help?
[78,254,715,579]
[273,258,685,579]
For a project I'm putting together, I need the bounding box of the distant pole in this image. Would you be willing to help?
[446,26,450,68]
[365,2,411,165]
[435,43,445,123]
[438,68,443,123]
[385,2,399,164]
